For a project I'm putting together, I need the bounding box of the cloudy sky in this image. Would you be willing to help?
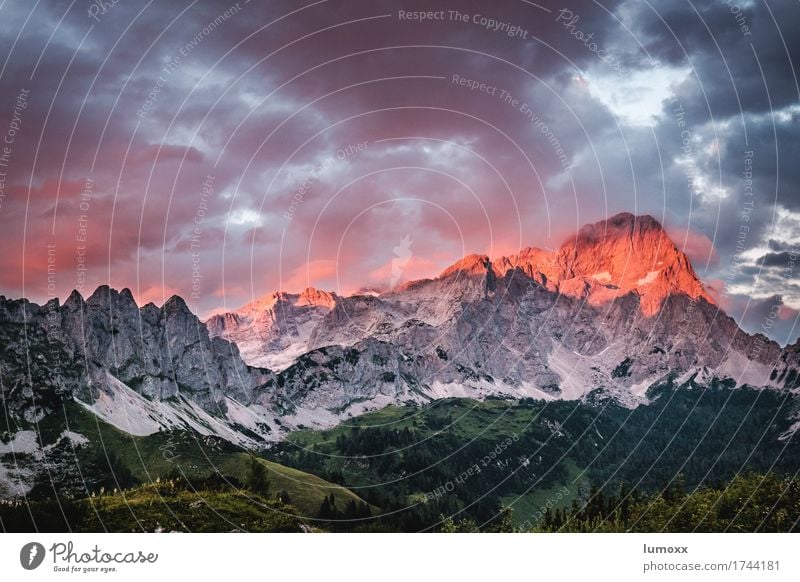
[0,0,797,343]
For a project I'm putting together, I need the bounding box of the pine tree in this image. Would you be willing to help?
[319,497,332,519]
[486,507,515,532]
[247,455,269,494]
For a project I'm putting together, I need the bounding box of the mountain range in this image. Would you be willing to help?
[1,212,798,481]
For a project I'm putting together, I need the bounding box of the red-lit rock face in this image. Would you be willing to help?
[552,212,714,314]
[479,213,713,315]
[207,213,720,379]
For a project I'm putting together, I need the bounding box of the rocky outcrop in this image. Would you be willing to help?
[0,296,82,423]
[206,288,337,370]
[0,287,267,423]
[553,213,714,314]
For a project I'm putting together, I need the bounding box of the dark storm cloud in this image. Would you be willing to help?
[569,0,800,347]
[769,238,796,253]
[621,0,800,119]
[760,252,795,268]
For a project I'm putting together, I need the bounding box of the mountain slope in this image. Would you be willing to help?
[215,214,795,423]
[0,398,373,519]
[212,213,717,357]
[266,382,800,530]
[206,288,337,370]
[1,212,798,453]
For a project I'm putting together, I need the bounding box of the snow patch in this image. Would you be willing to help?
[0,431,41,498]
[630,378,655,397]
[546,347,595,400]
[510,382,557,401]
[343,394,400,418]
[60,431,90,447]
[283,406,342,431]
[0,463,35,497]
[591,272,612,282]
[424,380,556,402]
[244,340,313,371]
[0,430,38,455]
[715,352,774,388]
[77,374,179,436]
[636,270,661,286]
[76,373,278,447]
[42,431,91,453]
[779,419,800,441]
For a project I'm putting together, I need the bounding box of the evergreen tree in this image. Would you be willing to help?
[247,456,269,494]
[319,496,333,519]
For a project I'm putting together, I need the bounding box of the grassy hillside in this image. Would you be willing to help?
[1,400,374,527]
[4,380,798,532]
[266,382,799,530]
[214,453,378,518]
[80,481,306,532]
[2,480,306,532]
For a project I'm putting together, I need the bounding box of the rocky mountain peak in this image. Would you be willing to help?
[163,294,193,317]
[439,253,493,278]
[86,284,112,306]
[206,213,720,378]
[205,286,340,371]
[119,287,136,304]
[232,287,338,315]
[297,287,337,309]
[85,284,139,313]
[494,246,559,289]
[555,213,714,314]
[423,213,714,315]
[64,289,85,310]
[559,212,674,269]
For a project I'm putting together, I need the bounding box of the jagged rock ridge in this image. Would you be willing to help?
[1,213,798,457]
[208,212,798,418]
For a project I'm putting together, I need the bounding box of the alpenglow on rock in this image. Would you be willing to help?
[209,212,796,417]
[1,213,797,450]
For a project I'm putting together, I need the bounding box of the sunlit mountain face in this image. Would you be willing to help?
[1,212,796,443]
[0,0,797,345]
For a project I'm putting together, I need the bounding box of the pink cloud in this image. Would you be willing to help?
[279,259,338,292]
[667,226,720,268]
[367,254,441,289]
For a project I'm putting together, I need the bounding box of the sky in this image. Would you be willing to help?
[0,0,797,344]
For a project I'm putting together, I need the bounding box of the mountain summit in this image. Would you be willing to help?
[495,213,714,315]
[211,213,715,368]
[200,212,792,423]
[1,213,796,452]
[206,287,338,370]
